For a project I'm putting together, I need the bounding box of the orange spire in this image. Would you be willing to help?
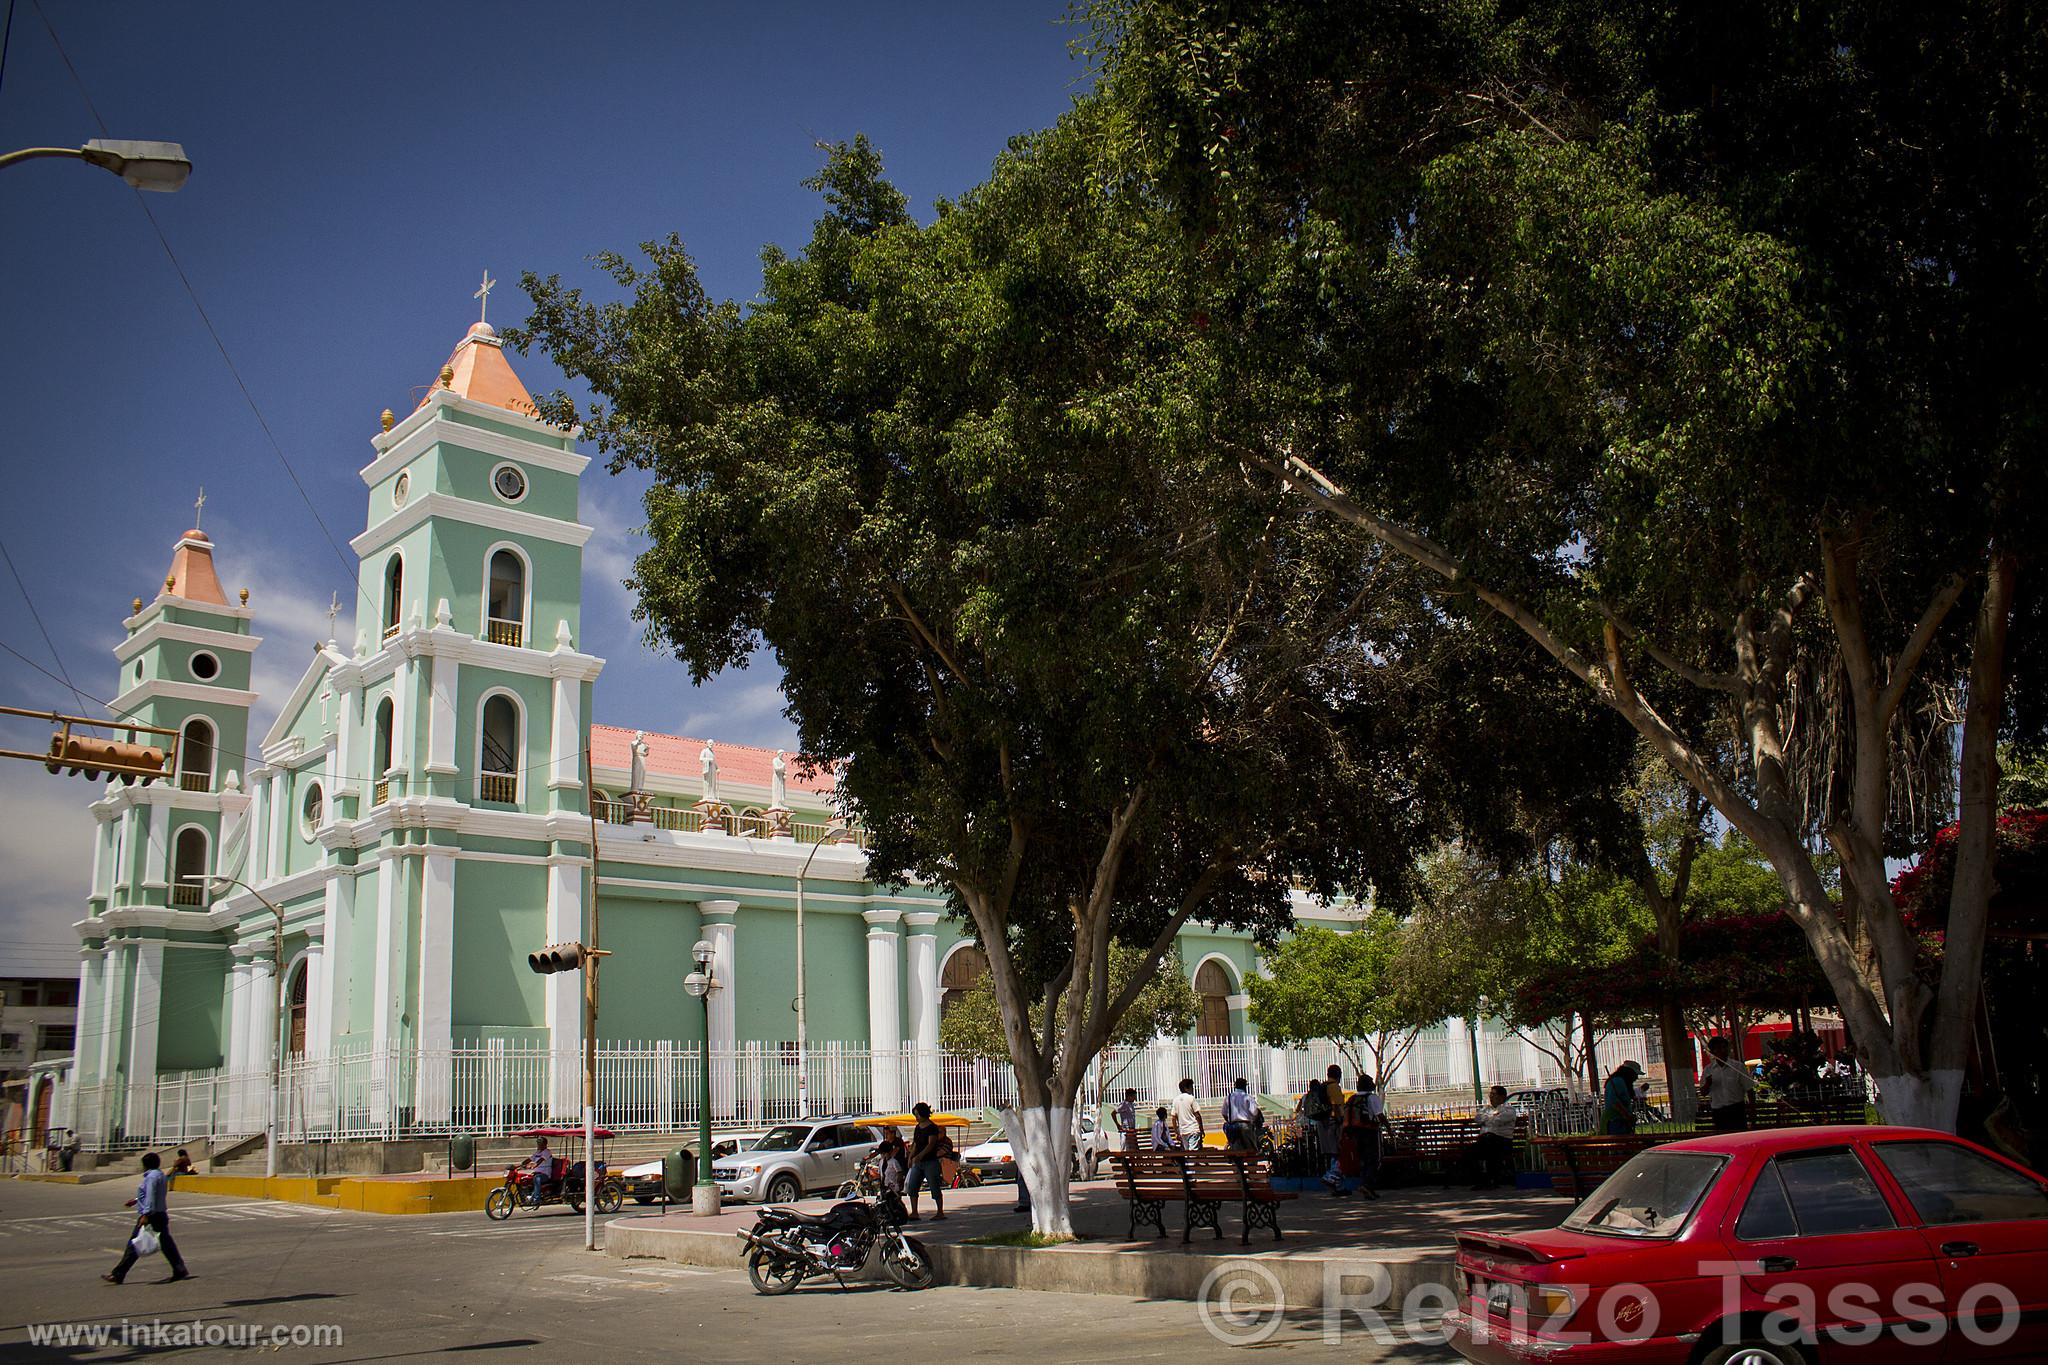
[163,528,229,605]
[416,321,536,417]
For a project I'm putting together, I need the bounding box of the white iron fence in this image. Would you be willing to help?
[55,1031,1651,1150]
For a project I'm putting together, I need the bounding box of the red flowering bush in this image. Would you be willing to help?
[1891,808,2048,939]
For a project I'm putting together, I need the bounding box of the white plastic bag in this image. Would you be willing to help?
[130,1225,160,1257]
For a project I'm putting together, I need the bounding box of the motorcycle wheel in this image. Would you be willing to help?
[746,1246,805,1295]
[598,1181,624,1214]
[881,1234,935,1291]
[835,1181,859,1200]
[566,1188,584,1214]
[484,1187,514,1221]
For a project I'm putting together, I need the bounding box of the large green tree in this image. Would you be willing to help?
[515,122,1598,1233]
[1089,0,2047,1128]
[1247,918,1451,1084]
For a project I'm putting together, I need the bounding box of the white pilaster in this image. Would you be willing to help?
[1149,1034,1181,1102]
[548,672,580,791]
[95,944,122,1084]
[416,848,456,1123]
[863,909,903,1111]
[247,778,269,883]
[77,949,105,1084]
[700,900,739,1117]
[369,857,400,1124]
[904,914,941,1106]
[545,859,585,1118]
[389,657,413,783]
[314,875,343,1061]
[248,952,278,1132]
[426,657,458,774]
[89,819,109,899]
[267,774,290,877]
[125,940,165,1136]
[114,807,135,894]
[335,684,362,804]
[143,801,169,890]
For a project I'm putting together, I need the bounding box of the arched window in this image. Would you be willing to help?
[485,547,526,647]
[171,826,210,907]
[1194,958,1234,1040]
[372,696,395,804]
[301,780,325,837]
[939,944,989,1021]
[479,692,519,803]
[178,718,214,792]
[286,960,309,1056]
[382,554,404,640]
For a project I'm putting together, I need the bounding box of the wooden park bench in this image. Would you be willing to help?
[1690,1093,1869,1134]
[1535,1134,1670,1200]
[1108,1149,1296,1245]
[1381,1115,1533,1186]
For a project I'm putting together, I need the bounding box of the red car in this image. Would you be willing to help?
[1445,1125,2048,1364]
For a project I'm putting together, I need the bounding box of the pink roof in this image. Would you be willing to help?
[164,530,229,606]
[589,723,838,798]
[417,322,537,416]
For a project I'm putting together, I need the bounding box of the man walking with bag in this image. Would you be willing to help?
[104,1151,190,1284]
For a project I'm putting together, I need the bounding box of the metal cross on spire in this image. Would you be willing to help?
[325,591,341,640]
[193,486,206,529]
[474,269,496,326]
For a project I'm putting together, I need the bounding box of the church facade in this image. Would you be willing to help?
[55,319,1411,1148]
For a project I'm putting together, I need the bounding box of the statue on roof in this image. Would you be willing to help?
[629,730,650,796]
[771,749,788,811]
[699,741,720,806]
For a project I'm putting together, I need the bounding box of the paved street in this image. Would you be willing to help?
[1,1179,1467,1361]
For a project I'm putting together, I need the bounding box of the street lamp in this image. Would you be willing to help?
[791,818,849,1119]
[198,874,288,1181]
[0,139,192,191]
[683,939,720,1216]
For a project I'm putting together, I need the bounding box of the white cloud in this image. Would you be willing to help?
[0,768,96,978]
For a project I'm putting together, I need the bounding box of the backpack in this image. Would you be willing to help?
[1303,1082,1331,1120]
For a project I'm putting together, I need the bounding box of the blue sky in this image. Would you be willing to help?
[0,1,1088,975]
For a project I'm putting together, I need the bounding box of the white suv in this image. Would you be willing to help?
[711,1117,882,1205]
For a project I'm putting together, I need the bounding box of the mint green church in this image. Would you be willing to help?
[57,318,1422,1150]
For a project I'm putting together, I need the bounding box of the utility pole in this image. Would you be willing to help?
[583,744,602,1253]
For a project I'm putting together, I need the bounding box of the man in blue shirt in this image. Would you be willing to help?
[103,1151,190,1284]
[1602,1061,1643,1136]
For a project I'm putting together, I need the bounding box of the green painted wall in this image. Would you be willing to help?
[451,858,546,1036]
[591,896,703,1043]
[157,947,227,1071]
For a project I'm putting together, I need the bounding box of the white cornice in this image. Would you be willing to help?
[95,906,234,933]
[123,592,254,631]
[594,826,879,882]
[108,677,259,712]
[114,619,262,664]
[361,410,589,486]
[329,624,602,691]
[259,652,334,753]
[350,490,594,559]
[594,873,940,911]
[369,389,577,458]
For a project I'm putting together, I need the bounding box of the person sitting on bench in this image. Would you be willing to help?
[1471,1086,1518,1191]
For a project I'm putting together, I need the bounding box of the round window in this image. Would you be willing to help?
[392,471,411,509]
[301,781,326,836]
[190,650,220,682]
[491,463,527,502]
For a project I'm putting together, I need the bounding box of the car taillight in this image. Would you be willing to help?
[1527,1284,1576,1319]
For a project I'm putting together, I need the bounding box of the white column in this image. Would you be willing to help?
[545,859,586,1118]
[863,910,902,1111]
[224,959,250,1070]
[114,806,135,894]
[1149,1034,1180,1103]
[1266,1044,1291,1097]
[77,949,105,1084]
[314,875,344,1060]
[247,777,269,883]
[369,855,400,1123]
[125,940,165,1138]
[416,848,456,1123]
[548,671,581,792]
[335,684,362,805]
[247,952,278,1133]
[426,657,458,776]
[96,944,122,1084]
[1446,1017,1472,1093]
[904,914,941,1106]
[143,800,170,892]
[389,657,413,784]
[267,774,290,876]
[700,900,739,1117]
[88,816,109,899]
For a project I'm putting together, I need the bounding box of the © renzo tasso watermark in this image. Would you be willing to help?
[24,1318,343,1350]
[1194,1257,2026,1349]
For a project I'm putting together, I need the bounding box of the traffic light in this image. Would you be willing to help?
[45,733,167,784]
[528,942,585,974]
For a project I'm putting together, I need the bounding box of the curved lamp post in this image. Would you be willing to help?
[0,139,191,191]
[791,818,848,1119]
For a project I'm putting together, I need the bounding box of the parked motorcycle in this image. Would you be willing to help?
[737,1190,934,1294]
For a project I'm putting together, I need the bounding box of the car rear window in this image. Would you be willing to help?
[1874,1140,2048,1226]
[1561,1151,1726,1238]
[1749,1148,1896,1237]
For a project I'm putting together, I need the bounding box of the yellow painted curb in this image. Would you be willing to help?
[166,1173,501,1213]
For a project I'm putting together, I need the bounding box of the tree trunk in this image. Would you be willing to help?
[1659,995,1698,1124]
[1582,1015,1601,1093]
[1008,1102,1076,1239]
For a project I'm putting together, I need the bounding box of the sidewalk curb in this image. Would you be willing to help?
[604,1218,1459,1308]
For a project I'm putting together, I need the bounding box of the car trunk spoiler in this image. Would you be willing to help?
[1455,1231,1582,1265]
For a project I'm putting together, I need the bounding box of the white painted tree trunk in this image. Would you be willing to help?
[1009,1103,1075,1239]
[1869,1069,1964,1131]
